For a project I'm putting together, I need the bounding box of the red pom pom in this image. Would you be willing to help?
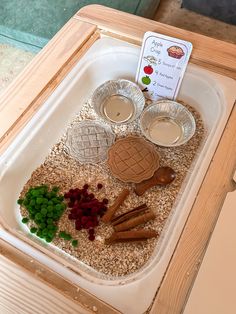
[75,220,82,230]
[102,198,109,205]
[68,201,74,208]
[88,234,95,241]
[81,216,88,225]
[89,228,95,234]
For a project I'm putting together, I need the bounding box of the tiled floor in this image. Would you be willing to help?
[155,0,236,43]
[0,44,34,93]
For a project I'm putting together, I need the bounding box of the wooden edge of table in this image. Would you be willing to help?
[0,5,236,314]
[0,238,120,314]
[75,5,236,80]
[0,18,98,154]
[149,101,236,314]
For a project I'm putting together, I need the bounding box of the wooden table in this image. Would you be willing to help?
[0,5,235,314]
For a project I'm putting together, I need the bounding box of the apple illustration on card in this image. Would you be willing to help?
[136,31,192,100]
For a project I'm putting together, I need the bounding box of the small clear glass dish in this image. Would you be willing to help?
[140,100,196,147]
[91,79,145,124]
[65,120,115,164]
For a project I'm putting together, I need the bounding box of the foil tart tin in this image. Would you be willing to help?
[140,100,196,147]
[65,120,115,164]
[91,79,145,124]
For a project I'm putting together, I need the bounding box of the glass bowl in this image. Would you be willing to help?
[91,79,145,124]
[140,100,196,147]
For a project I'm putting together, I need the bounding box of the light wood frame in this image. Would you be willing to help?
[0,5,235,314]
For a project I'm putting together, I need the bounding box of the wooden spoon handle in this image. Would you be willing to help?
[134,166,176,196]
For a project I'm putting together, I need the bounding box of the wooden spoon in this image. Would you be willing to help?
[134,166,176,196]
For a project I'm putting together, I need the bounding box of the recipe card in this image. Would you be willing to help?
[136,31,192,101]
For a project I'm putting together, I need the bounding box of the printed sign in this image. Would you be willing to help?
[136,31,192,101]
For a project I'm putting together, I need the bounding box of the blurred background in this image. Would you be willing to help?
[0,0,235,93]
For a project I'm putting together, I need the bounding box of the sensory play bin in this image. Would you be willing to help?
[18,95,204,278]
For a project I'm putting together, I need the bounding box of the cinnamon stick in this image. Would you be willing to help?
[105,229,158,244]
[102,189,130,223]
[111,203,148,226]
[114,210,155,232]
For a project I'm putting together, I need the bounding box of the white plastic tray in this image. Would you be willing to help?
[0,37,235,314]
